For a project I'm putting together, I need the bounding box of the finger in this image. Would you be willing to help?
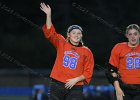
[47,4,50,8]
[42,2,45,6]
[122,93,125,96]
[65,84,68,88]
[40,3,45,8]
[65,84,70,89]
[40,4,45,9]
[40,3,44,7]
[40,7,43,10]
[67,85,72,89]
[69,85,73,89]
[65,83,72,89]
[65,83,69,88]
[65,82,71,87]
[43,3,47,8]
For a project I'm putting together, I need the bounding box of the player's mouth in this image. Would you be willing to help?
[131,39,136,42]
[130,39,137,44]
[74,37,80,40]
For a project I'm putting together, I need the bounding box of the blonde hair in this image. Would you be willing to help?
[126,24,140,34]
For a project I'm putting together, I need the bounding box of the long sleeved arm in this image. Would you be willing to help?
[83,50,94,84]
[42,24,65,49]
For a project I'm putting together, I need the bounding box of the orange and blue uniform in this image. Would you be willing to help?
[42,24,94,85]
[109,42,140,84]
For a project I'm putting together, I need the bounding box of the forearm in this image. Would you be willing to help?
[114,81,121,90]
[46,14,52,29]
[114,80,125,99]
[40,3,52,29]
[112,72,120,88]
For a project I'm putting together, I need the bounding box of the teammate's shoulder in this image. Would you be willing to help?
[115,42,127,47]
[113,42,127,50]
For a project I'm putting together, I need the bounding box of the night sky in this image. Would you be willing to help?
[0,0,139,69]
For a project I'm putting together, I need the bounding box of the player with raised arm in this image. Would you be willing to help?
[40,2,94,100]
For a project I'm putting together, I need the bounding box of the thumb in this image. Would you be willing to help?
[122,91,125,96]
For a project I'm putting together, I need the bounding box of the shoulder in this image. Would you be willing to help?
[111,42,127,54]
[82,46,93,55]
[113,42,127,49]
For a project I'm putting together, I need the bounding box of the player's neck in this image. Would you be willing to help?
[127,42,139,48]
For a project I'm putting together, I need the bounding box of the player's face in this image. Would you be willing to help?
[126,29,140,47]
[67,29,83,45]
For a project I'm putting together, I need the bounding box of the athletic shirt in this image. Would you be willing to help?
[42,24,94,85]
[109,42,140,84]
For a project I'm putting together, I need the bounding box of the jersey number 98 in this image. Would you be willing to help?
[63,55,78,69]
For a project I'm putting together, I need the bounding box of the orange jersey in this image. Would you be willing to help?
[42,24,94,85]
[109,42,140,84]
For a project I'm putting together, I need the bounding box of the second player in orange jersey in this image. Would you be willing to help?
[107,24,140,100]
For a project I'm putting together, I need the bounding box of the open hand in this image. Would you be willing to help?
[40,2,51,15]
[65,78,78,89]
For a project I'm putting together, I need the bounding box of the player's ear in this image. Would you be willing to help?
[67,33,70,38]
[125,33,128,38]
[138,34,140,38]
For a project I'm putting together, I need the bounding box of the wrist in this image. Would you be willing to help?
[75,75,85,82]
[75,77,80,83]
[47,13,51,17]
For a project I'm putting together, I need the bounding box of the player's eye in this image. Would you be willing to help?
[128,33,132,36]
[77,32,81,35]
[134,32,139,36]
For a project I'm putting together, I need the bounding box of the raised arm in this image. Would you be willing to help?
[40,2,52,29]
[40,3,65,48]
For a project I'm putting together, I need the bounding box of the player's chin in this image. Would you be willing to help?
[131,42,137,46]
[75,41,81,43]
